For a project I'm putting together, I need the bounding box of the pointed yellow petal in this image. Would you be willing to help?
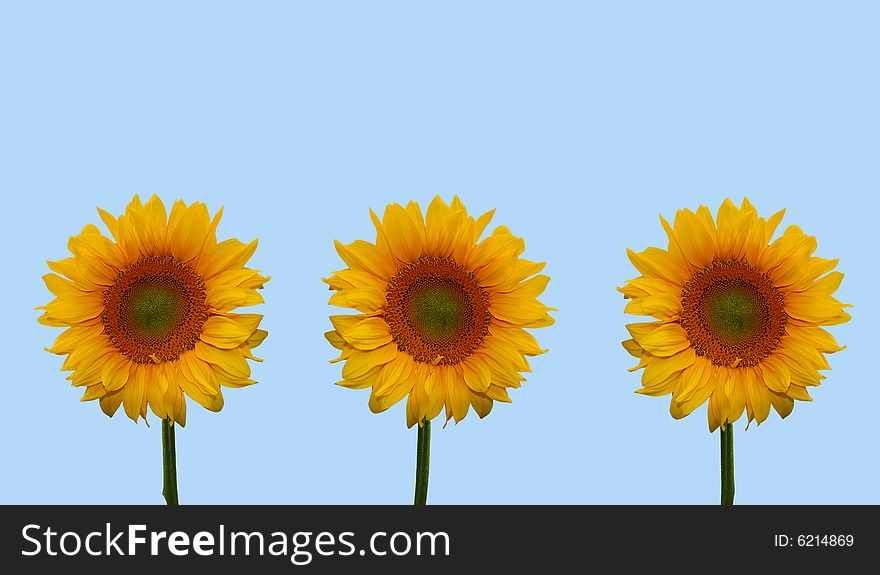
[329,314,393,351]
[168,201,211,262]
[641,347,696,388]
[200,315,254,349]
[461,356,492,392]
[341,343,398,380]
[637,323,691,357]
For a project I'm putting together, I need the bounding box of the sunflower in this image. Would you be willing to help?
[38,195,268,426]
[324,196,554,428]
[620,198,850,431]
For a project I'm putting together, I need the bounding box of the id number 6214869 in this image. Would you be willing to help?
[774,534,854,548]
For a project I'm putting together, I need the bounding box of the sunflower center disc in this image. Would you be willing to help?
[706,285,759,344]
[385,256,491,365]
[680,260,787,367]
[129,284,182,337]
[102,256,208,364]
[411,284,465,340]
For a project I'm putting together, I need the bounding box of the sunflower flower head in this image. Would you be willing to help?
[325,196,554,427]
[620,198,850,431]
[37,195,269,426]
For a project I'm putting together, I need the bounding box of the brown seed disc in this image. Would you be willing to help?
[102,255,208,364]
[385,256,491,365]
[680,260,787,368]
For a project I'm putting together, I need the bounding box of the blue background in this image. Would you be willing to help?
[1,1,876,504]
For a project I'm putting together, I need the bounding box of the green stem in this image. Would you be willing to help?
[414,419,431,505]
[721,422,734,506]
[162,418,179,506]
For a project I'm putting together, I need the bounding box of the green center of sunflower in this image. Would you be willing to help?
[411,283,465,340]
[706,285,759,344]
[127,282,183,338]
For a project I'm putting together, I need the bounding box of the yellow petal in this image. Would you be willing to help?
[194,340,251,379]
[490,294,555,328]
[461,356,492,392]
[163,378,187,426]
[724,370,747,424]
[487,323,547,356]
[474,209,496,239]
[37,294,104,326]
[176,351,219,395]
[374,363,415,412]
[760,228,815,275]
[635,371,682,396]
[374,353,415,397]
[494,258,546,292]
[212,364,256,388]
[325,330,346,351]
[146,369,168,420]
[328,285,386,314]
[621,339,643,358]
[626,247,690,286]
[785,292,851,326]
[501,274,550,300]
[670,372,713,419]
[336,365,382,390]
[206,285,265,313]
[485,385,512,403]
[42,273,89,299]
[46,325,104,354]
[102,355,132,392]
[68,226,125,284]
[641,347,696,388]
[715,198,749,261]
[803,271,845,297]
[333,239,397,281]
[768,391,794,419]
[778,336,830,371]
[196,238,258,279]
[468,232,524,285]
[99,389,124,417]
[130,195,169,256]
[200,315,254,349]
[747,371,771,425]
[676,356,713,402]
[787,257,839,292]
[380,203,424,263]
[469,389,493,419]
[246,329,268,350]
[672,208,715,268]
[444,366,470,423]
[406,383,425,428]
[707,387,726,432]
[637,323,691,357]
[623,292,681,320]
[80,384,106,402]
[786,385,813,401]
[329,314,393,351]
[625,321,665,342]
[46,257,97,289]
[122,364,146,422]
[97,207,120,242]
[786,325,845,354]
[172,361,222,411]
[323,268,386,292]
[425,197,462,258]
[168,201,211,262]
[758,356,790,393]
[341,343,398,380]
